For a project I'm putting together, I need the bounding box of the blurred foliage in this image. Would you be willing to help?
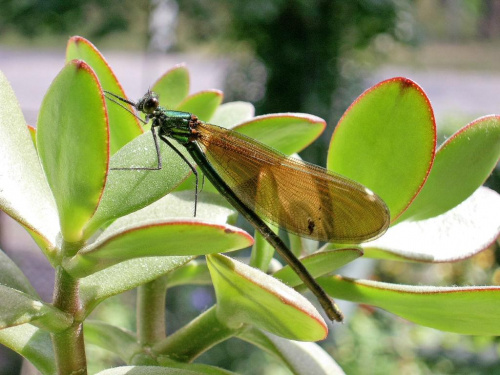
[177,0,416,121]
[0,0,147,40]
[331,307,500,375]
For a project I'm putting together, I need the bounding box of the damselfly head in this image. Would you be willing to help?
[137,91,160,114]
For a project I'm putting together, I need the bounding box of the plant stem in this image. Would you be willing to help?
[51,266,87,375]
[152,306,240,362]
[137,275,168,346]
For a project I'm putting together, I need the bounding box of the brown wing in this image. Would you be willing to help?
[196,122,390,243]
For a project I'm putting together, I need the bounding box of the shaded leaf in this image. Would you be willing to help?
[0,248,38,297]
[0,324,55,375]
[80,256,193,314]
[0,285,72,332]
[166,259,212,288]
[84,320,140,362]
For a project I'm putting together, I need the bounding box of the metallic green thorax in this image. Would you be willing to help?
[153,107,195,145]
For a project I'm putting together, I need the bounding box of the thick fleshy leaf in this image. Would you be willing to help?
[95,367,205,375]
[84,320,140,362]
[327,77,436,220]
[364,187,500,262]
[207,254,327,341]
[210,101,255,129]
[239,328,345,375]
[234,113,326,155]
[151,64,190,109]
[0,285,72,331]
[273,248,363,287]
[66,36,142,153]
[84,131,194,235]
[112,190,237,227]
[80,256,193,314]
[319,276,500,335]
[0,324,55,375]
[397,115,500,222]
[69,221,251,276]
[152,306,238,363]
[82,191,238,278]
[177,90,223,122]
[37,60,108,242]
[0,248,38,297]
[0,71,59,255]
[166,259,212,287]
[249,229,277,272]
[67,195,251,278]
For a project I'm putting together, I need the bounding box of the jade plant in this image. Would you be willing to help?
[0,36,499,374]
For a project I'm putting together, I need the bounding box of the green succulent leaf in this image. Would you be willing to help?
[273,247,363,287]
[166,259,212,287]
[210,101,255,129]
[328,77,436,220]
[234,113,326,155]
[177,90,223,122]
[67,194,251,277]
[0,71,59,256]
[80,256,193,314]
[319,276,500,335]
[76,191,241,278]
[85,132,194,235]
[72,222,251,276]
[0,248,38,297]
[250,228,278,272]
[0,285,72,332]
[207,254,328,341]
[397,115,500,222]
[0,324,55,375]
[151,64,190,109]
[239,328,345,375]
[66,36,143,153]
[84,320,140,362]
[364,187,500,262]
[37,60,108,243]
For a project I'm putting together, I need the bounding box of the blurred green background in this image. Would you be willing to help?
[0,0,499,374]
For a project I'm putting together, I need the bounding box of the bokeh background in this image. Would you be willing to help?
[0,0,499,374]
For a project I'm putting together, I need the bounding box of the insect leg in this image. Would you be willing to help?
[159,134,199,217]
[111,126,163,171]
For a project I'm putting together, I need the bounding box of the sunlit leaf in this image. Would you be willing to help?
[207,254,327,341]
[328,77,436,220]
[319,276,500,335]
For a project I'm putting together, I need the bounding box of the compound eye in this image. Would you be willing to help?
[143,96,159,114]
